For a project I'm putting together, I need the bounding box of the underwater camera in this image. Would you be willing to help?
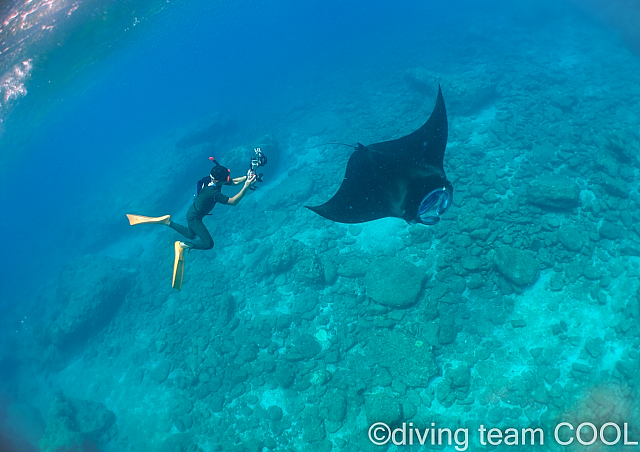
[248,147,267,189]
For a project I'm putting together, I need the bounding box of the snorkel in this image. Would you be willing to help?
[209,157,230,184]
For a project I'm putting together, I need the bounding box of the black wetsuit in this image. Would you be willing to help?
[169,183,229,250]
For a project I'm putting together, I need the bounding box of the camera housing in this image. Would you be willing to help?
[249,148,267,189]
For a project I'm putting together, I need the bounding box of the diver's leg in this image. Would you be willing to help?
[167,207,198,240]
[167,220,197,240]
[185,218,214,250]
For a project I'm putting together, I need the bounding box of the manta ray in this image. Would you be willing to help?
[307,85,453,225]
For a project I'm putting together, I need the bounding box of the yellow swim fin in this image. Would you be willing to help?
[126,214,170,226]
[172,241,185,291]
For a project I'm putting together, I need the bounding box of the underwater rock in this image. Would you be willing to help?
[273,274,287,286]
[607,135,639,164]
[470,228,492,241]
[131,349,149,366]
[276,314,293,331]
[530,142,558,167]
[364,391,402,426]
[584,337,604,358]
[290,292,319,318]
[487,406,504,424]
[39,392,115,452]
[582,265,603,281]
[405,68,498,115]
[322,259,338,285]
[461,256,484,272]
[526,176,580,209]
[150,360,171,383]
[621,246,640,257]
[348,225,363,236]
[267,239,303,273]
[599,221,621,240]
[267,239,324,285]
[157,433,202,452]
[493,246,539,287]
[595,150,622,177]
[457,214,486,233]
[599,175,629,198]
[267,405,283,421]
[321,390,347,423]
[446,365,471,389]
[571,362,590,376]
[274,363,296,388]
[252,314,276,339]
[364,331,438,387]
[552,93,577,111]
[564,261,583,283]
[220,134,279,174]
[39,401,84,452]
[364,258,426,308]
[466,274,485,290]
[302,421,326,443]
[292,251,324,285]
[558,226,585,252]
[210,394,225,413]
[498,277,514,295]
[310,368,332,386]
[373,367,393,387]
[544,369,561,385]
[408,224,433,244]
[438,322,458,345]
[216,293,237,324]
[49,254,134,347]
[446,275,467,294]
[302,406,326,443]
[264,170,315,209]
[436,380,456,408]
[337,258,367,278]
[67,398,116,443]
[402,400,418,420]
[172,396,193,418]
[286,334,322,362]
[420,321,440,348]
[615,360,636,379]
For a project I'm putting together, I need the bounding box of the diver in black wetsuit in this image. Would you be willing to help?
[169,163,257,251]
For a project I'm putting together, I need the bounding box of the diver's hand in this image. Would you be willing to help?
[244,173,257,188]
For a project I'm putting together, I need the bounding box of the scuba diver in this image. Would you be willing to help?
[126,154,261,290]
[127,159,257,249]
[172,161,256,251]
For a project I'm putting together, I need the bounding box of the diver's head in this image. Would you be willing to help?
[210,165,230,184]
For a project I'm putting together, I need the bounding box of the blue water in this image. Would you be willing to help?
[0,0,468,303]
[1,0,640,451]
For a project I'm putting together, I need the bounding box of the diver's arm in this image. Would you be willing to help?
[230,176,247,186]
[226,175,256,206]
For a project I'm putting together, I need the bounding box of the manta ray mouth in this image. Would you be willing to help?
[418,186,453,225]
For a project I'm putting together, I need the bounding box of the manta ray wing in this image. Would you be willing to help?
[307,85,451,225]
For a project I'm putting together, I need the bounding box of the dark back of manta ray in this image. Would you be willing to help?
[307,86,450,224]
